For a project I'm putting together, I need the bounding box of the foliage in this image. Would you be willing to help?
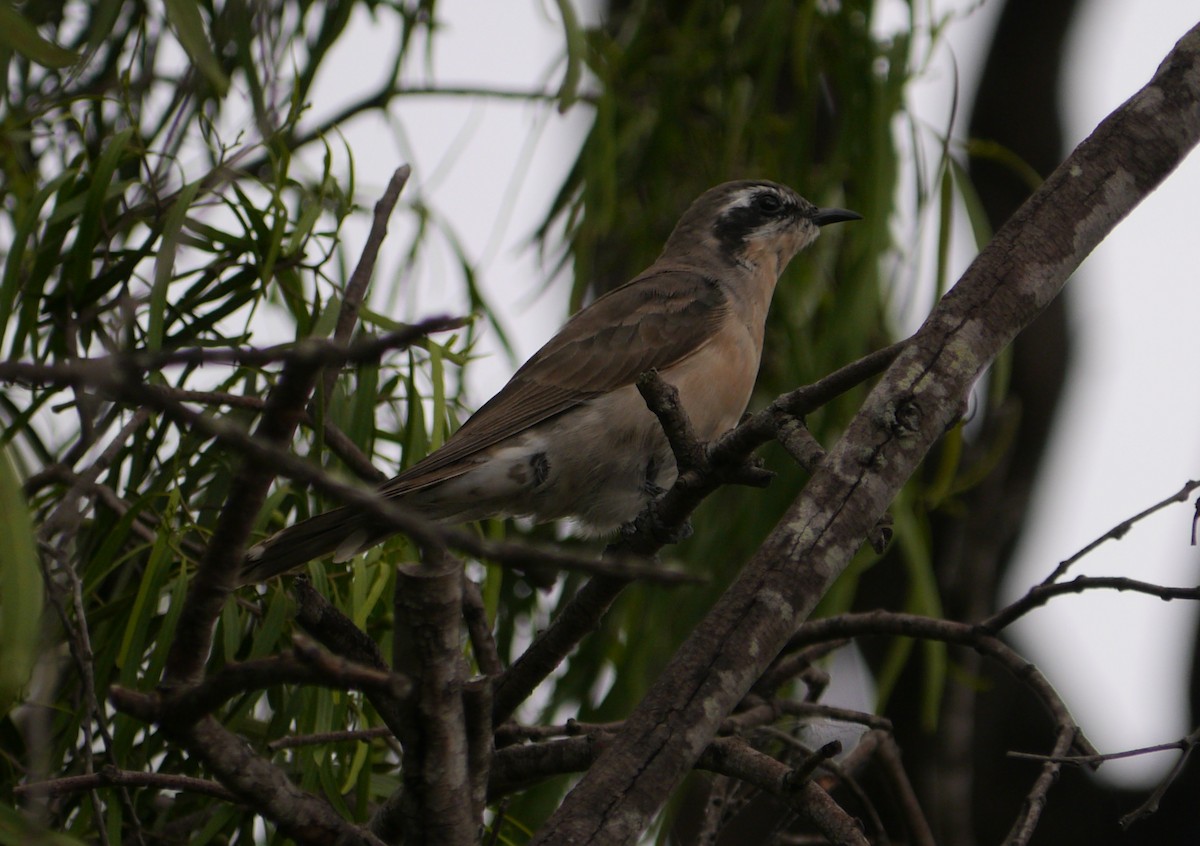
[0,0,469,841]
[0,0,1003,842]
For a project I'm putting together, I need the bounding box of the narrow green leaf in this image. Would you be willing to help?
[0,171,72,353]
[162,0,230,95]
[0,802,87,845]
[429,340,446,449]
[0,446,42,714]
[116,512,173,684]
[149,180,202,351]
[553,0,584,112]
[947,156,994,251]
[64,128,134,302]
[0,2,79,68]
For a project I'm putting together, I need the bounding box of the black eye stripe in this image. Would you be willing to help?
[712,189,797,253]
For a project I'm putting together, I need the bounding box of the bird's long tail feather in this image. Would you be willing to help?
[240,507,367,584]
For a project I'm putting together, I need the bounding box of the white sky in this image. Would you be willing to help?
[924,1,1200,786]
[302,1,1200,787]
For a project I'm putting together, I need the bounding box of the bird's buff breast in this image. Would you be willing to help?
[406,330,760,532]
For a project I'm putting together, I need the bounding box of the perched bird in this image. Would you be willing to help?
[242,180,859,582]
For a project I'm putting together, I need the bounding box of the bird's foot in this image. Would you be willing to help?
[620,510,693,547]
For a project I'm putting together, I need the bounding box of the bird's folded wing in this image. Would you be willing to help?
[379,265,729,496]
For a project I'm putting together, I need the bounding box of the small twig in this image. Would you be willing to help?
[715,341,908,461]
[334,166,411,346]
[773,413,826,474]
[0,316,469,387]
[462,574,504,677]
[787,610,1097,844]
[108,693,386,846]
[787,740,843,785]
[984,575,1200,631]
[753,640,849,699]
[494,719,622,746]
[147,385,385,483]
[291,577,412,767]
[1006,723,1200,829]
[636,370,706,474]
[114,644,409,725]
[15,768,239,802]
[875,734,936,846]
[1118,727,1200,828]
[1008,731,1199,767]
[1039,478,1200,585]
[491,574,630,725]
[162,345,329,686]
[761,727,887,843]
[700,737,868,846]
[1005,724,1079,846]
[776,701,892,733]
[268,726,394,751]
[318,164,412,405]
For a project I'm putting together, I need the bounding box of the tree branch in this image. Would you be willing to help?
[377,553,475,845]
[531,24,1200,840]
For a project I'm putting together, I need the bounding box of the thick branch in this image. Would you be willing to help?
[532,22,1200,845]
[379,555,475,845]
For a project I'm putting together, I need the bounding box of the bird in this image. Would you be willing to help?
[241,180,860,582]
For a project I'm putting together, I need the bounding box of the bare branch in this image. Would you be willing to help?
[985,575,1200,631]
[462,574,504,677]
[119,643,410,725]
[109,691,386,846]
[16,768,239,803]
[320,164,411,404]
[268,726,393,751]
[1037,478,1200,585]
[376,554,475,844]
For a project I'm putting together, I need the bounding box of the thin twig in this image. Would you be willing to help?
[0,314,469,384]
[875,735,937,846]
[462,574,504,677]
[15,768,239,802]
[268,726,394,751]
[1039,478,1200,585]
[985,575,1200,631]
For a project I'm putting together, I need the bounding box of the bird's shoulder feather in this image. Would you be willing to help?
[379,265,729,495]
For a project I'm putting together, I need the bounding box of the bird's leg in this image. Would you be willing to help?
[621,455,693,546]
[619,509,693,547]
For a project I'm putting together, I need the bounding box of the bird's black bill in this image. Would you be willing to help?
[812,207,863,226]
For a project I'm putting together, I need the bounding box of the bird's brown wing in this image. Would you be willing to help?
[380,265,729,495]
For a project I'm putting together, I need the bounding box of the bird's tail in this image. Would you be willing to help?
[240,507,372,584]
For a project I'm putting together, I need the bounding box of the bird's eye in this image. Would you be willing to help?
[753,192,783,213]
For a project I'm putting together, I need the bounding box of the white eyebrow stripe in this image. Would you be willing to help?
[719,188,758,213]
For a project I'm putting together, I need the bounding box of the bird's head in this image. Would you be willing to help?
[662,180,860,276]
